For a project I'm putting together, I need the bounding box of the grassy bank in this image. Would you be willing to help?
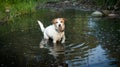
[0,0,119,22]
[0,0,37,21]
[0,0,62,22]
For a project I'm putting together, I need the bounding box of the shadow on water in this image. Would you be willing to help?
[0,8,120,67]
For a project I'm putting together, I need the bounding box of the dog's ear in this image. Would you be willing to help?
[62,18,67,22]
[52,18,56,24]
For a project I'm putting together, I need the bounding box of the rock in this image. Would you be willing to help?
[64,1,70,4]
[102,10,110,16]
[108,13,118,18]
[91,11,103,17]
[5,9,10,13]
[5,7,10,13]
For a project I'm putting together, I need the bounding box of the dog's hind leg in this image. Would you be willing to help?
[43,33,49,43]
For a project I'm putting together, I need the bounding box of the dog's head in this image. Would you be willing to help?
[52,18,65,32]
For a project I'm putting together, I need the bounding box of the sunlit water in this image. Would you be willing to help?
[0,9,120,67]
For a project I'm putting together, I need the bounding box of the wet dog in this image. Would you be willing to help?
[37,18,66,44]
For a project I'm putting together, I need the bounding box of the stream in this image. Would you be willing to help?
[0,9,120,67]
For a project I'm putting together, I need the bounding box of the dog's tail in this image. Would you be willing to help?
[37,20,45,32]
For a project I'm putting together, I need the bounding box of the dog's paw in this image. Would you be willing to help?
[61,41,65,44]
[40,44,44,48]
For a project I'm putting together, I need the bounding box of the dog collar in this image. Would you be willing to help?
[61,30,64,32]
[55,29,64,32]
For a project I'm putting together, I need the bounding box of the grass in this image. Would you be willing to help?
[0,0,62,21]
[0,0,36,21]
[10,1,36,18]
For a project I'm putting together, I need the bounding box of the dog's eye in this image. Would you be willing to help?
[56,22,58,23]
[61,21,63,23]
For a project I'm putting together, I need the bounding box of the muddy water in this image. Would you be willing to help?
[0,9,120,67]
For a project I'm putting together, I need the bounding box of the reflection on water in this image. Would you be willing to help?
[0,9,120,67]
[87,17,119,67]
[48,43,68,67]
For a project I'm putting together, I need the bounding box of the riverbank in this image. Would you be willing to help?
[36,0,120,18]
[0,0,36,24]
[36,0,97,11]
[0,0,120,24]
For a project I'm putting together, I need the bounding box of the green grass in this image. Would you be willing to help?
[0,0,36,21]
[0,0,62,21]
[10,1,36,17]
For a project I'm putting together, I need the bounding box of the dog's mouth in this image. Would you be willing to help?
[59,26,64,32]
[55,25,65,32]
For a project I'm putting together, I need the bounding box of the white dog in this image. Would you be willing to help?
[38,18,66,44]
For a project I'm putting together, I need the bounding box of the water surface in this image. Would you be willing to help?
[0,9,120,67]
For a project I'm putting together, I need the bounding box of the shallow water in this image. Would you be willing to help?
[0,9,120,67]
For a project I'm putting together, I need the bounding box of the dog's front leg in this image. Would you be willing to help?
[53,39,57,44]
[61,35,65,43]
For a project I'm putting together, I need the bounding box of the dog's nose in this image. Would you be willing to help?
[59,24,61,27]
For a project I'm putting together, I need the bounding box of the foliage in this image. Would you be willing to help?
[95,0,118,7]
[0,0,36,21]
